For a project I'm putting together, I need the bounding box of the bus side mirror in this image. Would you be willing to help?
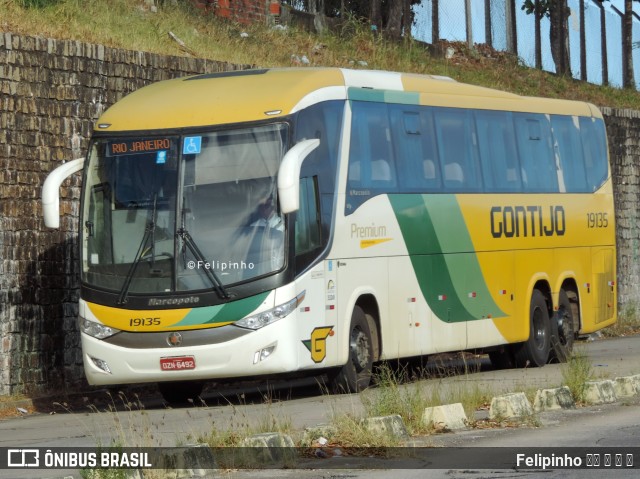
[277,139,320,214]
[42,158,85,229]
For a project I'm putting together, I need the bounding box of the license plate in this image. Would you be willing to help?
[160,356,196,371]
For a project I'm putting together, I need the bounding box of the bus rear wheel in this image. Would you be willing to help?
[514,289,551,367]
[549,289,575,362]
[158,381,204,406]
[328,306,375,394]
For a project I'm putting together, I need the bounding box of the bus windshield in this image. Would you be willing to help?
[81,123,289,296]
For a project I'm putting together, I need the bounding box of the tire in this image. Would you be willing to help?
[549,289,575,362]
[328,306,375,393]
[513,289,551,367]
[158,381,204,406]
[488,346,516,370]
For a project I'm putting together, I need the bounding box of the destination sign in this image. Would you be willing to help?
[107,138,172,156]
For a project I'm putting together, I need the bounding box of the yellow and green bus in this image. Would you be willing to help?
[43,68,616,402]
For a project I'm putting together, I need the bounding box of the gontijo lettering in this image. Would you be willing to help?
[490,205,565,238]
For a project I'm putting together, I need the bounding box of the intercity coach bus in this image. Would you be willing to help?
[43,68,616,403]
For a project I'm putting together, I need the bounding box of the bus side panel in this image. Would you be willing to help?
[388,256,423,358]
[468,251,515,349]
[295,262,340,370]
[584,247,617,332]
[335,257,389,365]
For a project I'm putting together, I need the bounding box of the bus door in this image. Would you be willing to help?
[294,176,338,369]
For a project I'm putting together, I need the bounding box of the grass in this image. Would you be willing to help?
[560,348,595,404]
[2,0,640,108]
[42,348,620,474]
[338,362,494,437]
[604,302,640,337]
[196,397,293,447]
[50,392,171,479]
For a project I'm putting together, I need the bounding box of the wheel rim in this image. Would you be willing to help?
[557,309,573,346]
[350,327,371,372]
[532,306,547,350]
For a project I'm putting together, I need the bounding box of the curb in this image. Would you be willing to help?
[422,402,468,430]
[533,386,575,412]
[361,414,409,439]
[489,392,533,419]
[583,380,617,405]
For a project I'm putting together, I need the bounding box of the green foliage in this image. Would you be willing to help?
[362,364,429,434]
[18,0,59,8]
[282,1,422,19]
[521,0,553,18]
[3,0,640,107]
[561,348,594,404]
[329,412,403,447]
[603,301,640,337]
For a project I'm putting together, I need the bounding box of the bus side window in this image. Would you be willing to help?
[433,107,482,192]
[475,110,521,192]
[514,113,558,192]
[295,101,344,251]
[346,101,397,213]
[295,176,322,274]
[390,106,441,191]
[579,117,609,191]
[550,115,588,192]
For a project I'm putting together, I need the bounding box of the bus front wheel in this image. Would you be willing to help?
[328,306,375,393]
[514,289,551,367]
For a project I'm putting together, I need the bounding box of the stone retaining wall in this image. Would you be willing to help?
[1,33,639,395]
[0,32,243,395]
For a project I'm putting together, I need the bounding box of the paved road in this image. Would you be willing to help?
[0,335,639,478]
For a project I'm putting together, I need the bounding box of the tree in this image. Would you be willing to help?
[522,0,571,76]
[370,0,382,30]
[282,0,420,39]
[307,0,325,14]
[623,0,636,88]
[386,0,404,39]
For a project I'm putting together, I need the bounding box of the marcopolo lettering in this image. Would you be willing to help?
[490,205,566,238]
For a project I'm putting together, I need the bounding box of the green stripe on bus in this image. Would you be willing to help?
[174,291,270,326]
[389,194,505,323]
[347,87,419,105]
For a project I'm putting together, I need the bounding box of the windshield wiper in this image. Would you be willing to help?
[178,202,230,300]
[117,195,157,305]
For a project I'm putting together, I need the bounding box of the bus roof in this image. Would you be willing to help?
[95,67,600,132]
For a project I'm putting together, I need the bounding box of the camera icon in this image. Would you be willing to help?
[7,449,40,468]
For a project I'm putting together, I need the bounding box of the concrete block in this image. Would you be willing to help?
[150,444,216,478]
[422,402,468,430]
[583,380,617,404]
[533,386,575,412]
[301,423,338,446]
[237,433,297,467]
[613,376,639,398]
[361,414,409,439]
[627,374,640,393]
[489,392,533,419]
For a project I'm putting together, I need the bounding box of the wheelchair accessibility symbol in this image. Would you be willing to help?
[183,136,202,155]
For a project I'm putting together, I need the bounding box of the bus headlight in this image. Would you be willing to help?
[79,317,120,339]
[235,291,305,330]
